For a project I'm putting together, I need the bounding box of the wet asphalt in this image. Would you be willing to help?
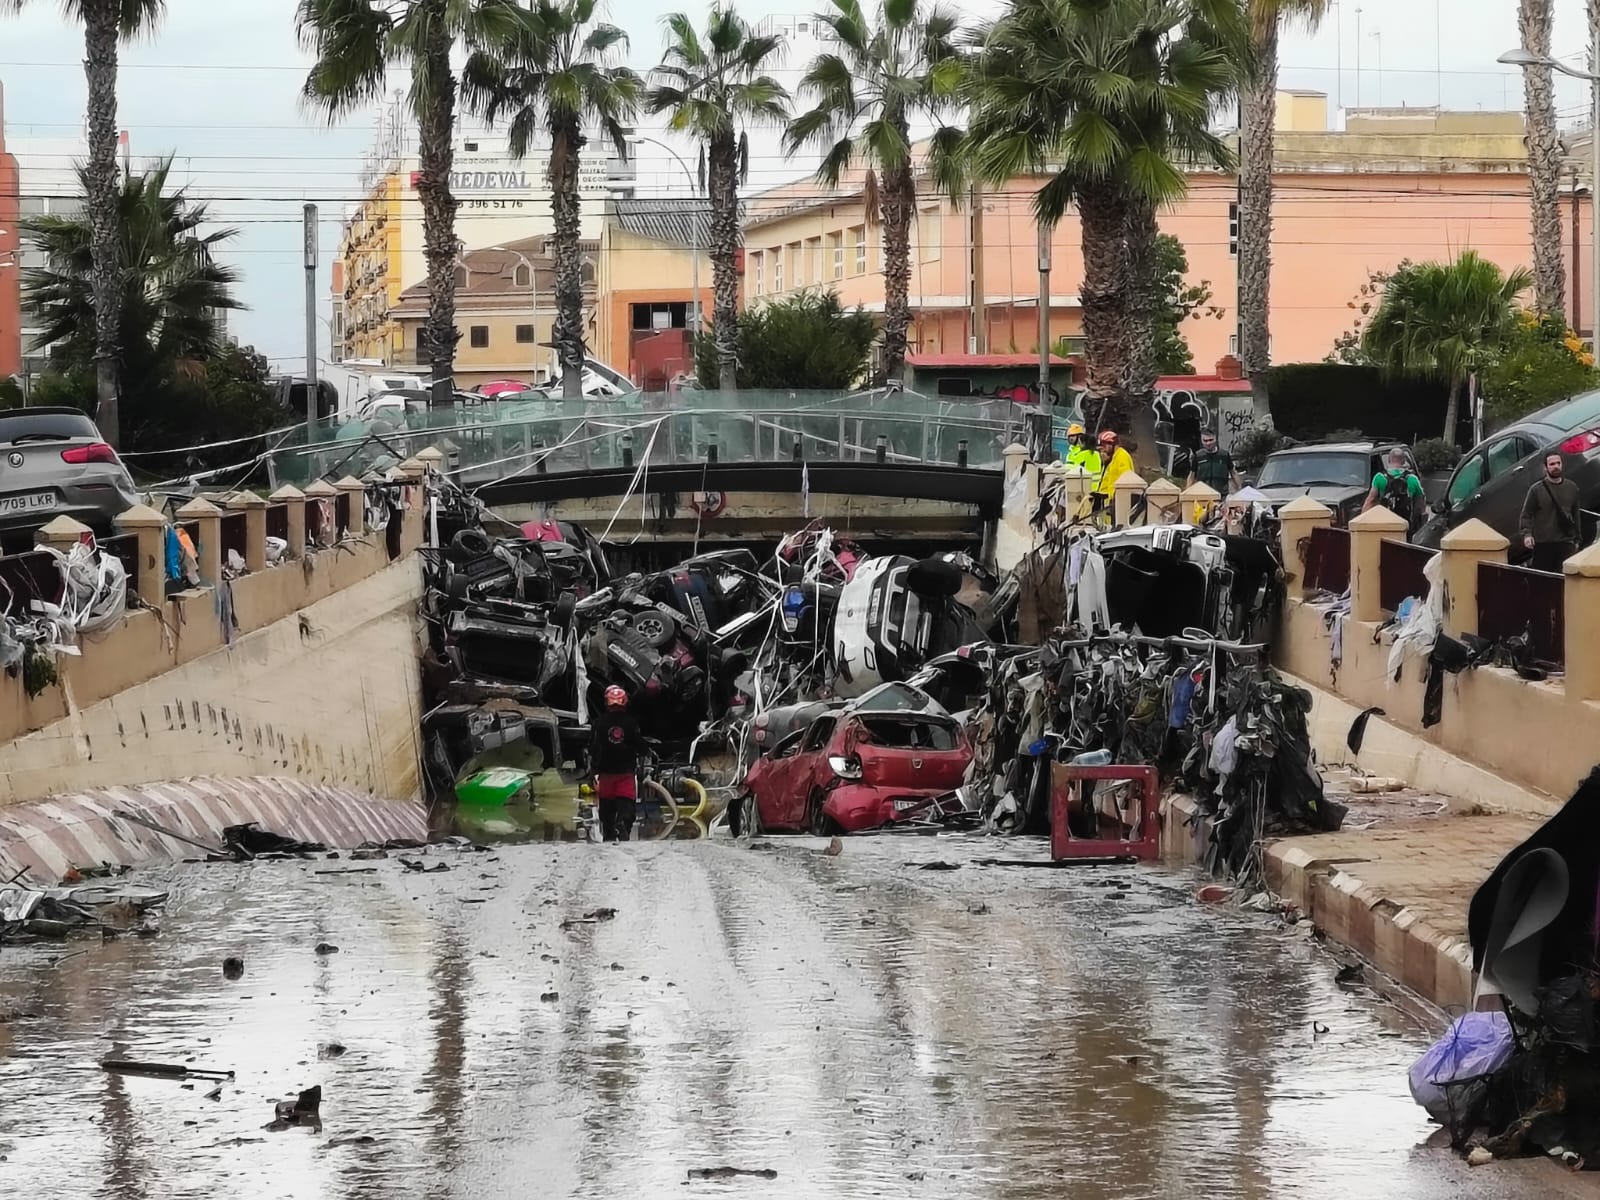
[0,831,1595,1199]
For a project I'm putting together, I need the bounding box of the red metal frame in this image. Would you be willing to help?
[1049,764,1161,862]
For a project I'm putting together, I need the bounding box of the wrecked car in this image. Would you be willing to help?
[730,683,971,836]
[1085,524,1279,642]
[834,555,988,698]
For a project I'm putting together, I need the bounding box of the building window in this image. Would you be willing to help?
[919,208,941,262]
[454,265,469,290]
[831,233,844,279]
[753,251,764,296]
[630,303,689,331]
[806,237,822,283]
[774,249,784,293]
[470,325,489,348]
[853,226,866,274]
[513,263,531,288]
[581,259,596,286]
[516,324,535,344]
[787,243,801,287]
[1228,202,1239,257]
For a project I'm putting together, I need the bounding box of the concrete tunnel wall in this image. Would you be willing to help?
[0,486,431,809]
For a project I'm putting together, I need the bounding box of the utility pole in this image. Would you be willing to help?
[1355,7,1363,109]
[1036,220,1052,459]
[969,185,986,354]
[303,203,319,431]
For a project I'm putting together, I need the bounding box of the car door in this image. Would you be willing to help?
[749,730,807,830]
[1477,433,1543,547]
[788,715,840,822]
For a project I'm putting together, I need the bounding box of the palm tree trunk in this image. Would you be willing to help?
[879,161,915,385]
[549,116,586,399]
[83,0,122,448]
[1519,0,1565,316]
[707,130,740,393]
[415,7,459,403]
[1077,181,1130,434]
[1123,197,1160,462]
[1238,18,1277,377]
[1443,374,1464,443]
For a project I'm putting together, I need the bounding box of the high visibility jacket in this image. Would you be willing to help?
[1065,445,1102,475]
[1094,447,1134,497]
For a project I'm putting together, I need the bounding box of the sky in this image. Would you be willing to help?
[0,0,1595,365]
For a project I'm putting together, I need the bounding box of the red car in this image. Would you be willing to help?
[733,685,971,836]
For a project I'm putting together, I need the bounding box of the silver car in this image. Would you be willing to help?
[0,408,139,547]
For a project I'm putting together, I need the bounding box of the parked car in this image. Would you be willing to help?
[1250,440,1418,526]
[1414,390,1600,556]
[731,683,972,836]
[0,407,139,549]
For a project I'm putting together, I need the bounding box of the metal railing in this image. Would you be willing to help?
[1304,525,1351,595]
[263,388,1042,489]
[1478,561,1565,667]
[1379,539,1435,613]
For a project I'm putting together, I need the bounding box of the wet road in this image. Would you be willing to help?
[0,833,1593,1199]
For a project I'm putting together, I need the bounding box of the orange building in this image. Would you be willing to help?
[0,84,21,382]
[594,198,713,387]
[740,95,1587,370]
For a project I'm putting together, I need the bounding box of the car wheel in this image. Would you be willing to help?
[448,528,492,563]
[806,788,830,837]
[631,609,679,649]
[553,591,577,628]
[736,791,761,838]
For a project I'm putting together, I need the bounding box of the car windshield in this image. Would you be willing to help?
[1257,451,1371,489]
[0,410,99,445]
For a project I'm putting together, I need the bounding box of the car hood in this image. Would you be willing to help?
[1253,484,1365,510]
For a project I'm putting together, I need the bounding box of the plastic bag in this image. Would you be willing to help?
[1408,1011,1515,1124]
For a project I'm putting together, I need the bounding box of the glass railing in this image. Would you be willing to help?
[263,388,1072,488]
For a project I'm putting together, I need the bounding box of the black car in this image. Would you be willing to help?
[1415,389,1600,557]
[1252,441,1419,527]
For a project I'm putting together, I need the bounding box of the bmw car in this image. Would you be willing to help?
[0,408,139,549]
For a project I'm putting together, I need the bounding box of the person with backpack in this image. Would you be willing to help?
[1362,448,1427,535]
[1519,452,1582,572]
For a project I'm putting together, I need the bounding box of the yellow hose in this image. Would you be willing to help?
[675,777,710,822]
[644,778,680,840]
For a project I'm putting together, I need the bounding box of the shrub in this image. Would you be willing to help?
[1261,362,1447,443]
[696,289,877,390]
[1234,425,1297,472]
[1412,437,1461,473]
[1480,310,1600,424]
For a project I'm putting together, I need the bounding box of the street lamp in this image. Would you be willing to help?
[1499,43,1600,347]
[630,135,704,337]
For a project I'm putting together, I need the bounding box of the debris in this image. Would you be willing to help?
[540,992,559,1003]
[100,1061,235,1081]
[560,907,618,929]
[1466,1147,1494,1167]
[918,862,961,871]
[204,1085,223,1101]
[686,1168,778,1181]
[1196,885,1233,904]
[398,858,450,873]
[1334,964,1365,989]
[220,822,326,859]
[222,956,244,981]
[314,943,340,956]
[314,868,379,877]
[317,1043,347,1061]
[824,838,843,857]
[1346,776,1404,794]
[349,848,389,861]
[265,1086,323,1133]
[1312,1022,1330,1037]
[326,1135,377,1148]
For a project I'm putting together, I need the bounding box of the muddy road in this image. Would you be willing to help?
[0,834,1589,1199]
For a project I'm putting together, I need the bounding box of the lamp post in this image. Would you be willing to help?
[1499,41,1600,350]
[631,135,703,338]
[488,243,544,385]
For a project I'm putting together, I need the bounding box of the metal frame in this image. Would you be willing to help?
[1049,763,1162,862]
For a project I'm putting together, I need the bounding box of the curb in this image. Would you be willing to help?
[1162,794,1474,1012]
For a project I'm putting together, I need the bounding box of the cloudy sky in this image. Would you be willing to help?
[1,0,1593,364]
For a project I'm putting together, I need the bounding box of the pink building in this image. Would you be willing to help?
[741,97,1588,371]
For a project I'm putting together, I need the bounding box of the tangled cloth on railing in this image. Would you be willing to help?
[1,541,129,698]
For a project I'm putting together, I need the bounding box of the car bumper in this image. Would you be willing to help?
[821,785,950,833]
[0,481,139,535]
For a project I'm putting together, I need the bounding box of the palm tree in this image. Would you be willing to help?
[966,0,1244,437]
[1515,0,1564,316]
[1238,0,1329,379]
[23,158,243,447]
[464,0,642,398]
[298,0,524,405]
[648,8,789,393]
[784,0,966,385]
[1362,251,1533,443]
[1,0,167,448]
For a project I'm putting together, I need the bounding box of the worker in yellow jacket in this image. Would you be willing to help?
[1093,430,1134,500]
[1063,423,1101,475]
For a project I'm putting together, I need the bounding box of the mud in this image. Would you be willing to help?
[0,835,1592,1198]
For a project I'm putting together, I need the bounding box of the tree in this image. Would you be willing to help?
[694,289,876,390]
[22,158,246,453]
[1361,251,1533,443]
[464,0,642,398]
[1481,309,1599,423]
[1515,0,1564,315]
[784,0,965,385]
[1238,0,1329,378]
[966,0,1244,439]
[648,9,788,393]
[298,0,525,404]
[1149,234,1219,375]
[2,0,168,449]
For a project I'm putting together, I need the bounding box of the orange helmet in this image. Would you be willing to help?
[604,685,628,710]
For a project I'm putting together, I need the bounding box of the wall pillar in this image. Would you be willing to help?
[1178,481,1221,525]
[226,490,269,574]
[1347,505,1409,623]
[1276,496,1333,595]
[176,497,223,584]
[303,480,339,547]
[1563,543,1600,702]
[1145,478,1181,524]
[269,484,307,559]
[335,476,367,538]
[414,445,446,477]
[1438,518,1509,639]
[33,514,91,555]
[113,504,171,609]
[1113,471,1148,528]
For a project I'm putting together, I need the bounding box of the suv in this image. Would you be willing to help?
[1252,441,1418,526]
[0,408,139,549]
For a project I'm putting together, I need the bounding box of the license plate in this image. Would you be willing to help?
[0,491,55,516]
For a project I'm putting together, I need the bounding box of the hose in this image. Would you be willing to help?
[643,778,681,840]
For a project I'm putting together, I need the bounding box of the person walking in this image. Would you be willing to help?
[591,685,644,842]
[1362,447,1428,536]
[1520,452,1582,573]
[1186,429,1241,495]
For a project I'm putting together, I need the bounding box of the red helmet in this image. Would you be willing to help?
[603,685,628,710]
[1098,430,1118,446]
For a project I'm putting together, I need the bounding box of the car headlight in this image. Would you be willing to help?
[827,755,863,780]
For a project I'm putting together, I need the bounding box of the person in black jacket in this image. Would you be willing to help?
[591,686,644,841]
[1520,452,1583,572]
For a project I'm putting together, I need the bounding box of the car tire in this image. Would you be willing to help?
[736,791,761,838]
[448,528,492,563]
[906,556,963,598]
[631,609,679,649]
[553,591,577,628]
[806,788,830,837]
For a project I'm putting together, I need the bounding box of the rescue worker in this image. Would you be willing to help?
[1064,423,1102,476]
[1093,430,1134,505]
[1361,446,1427,537]
[591,685,644,842]
[1186,429,1241,495]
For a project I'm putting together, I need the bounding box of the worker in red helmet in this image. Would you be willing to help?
[592,685,644,842]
